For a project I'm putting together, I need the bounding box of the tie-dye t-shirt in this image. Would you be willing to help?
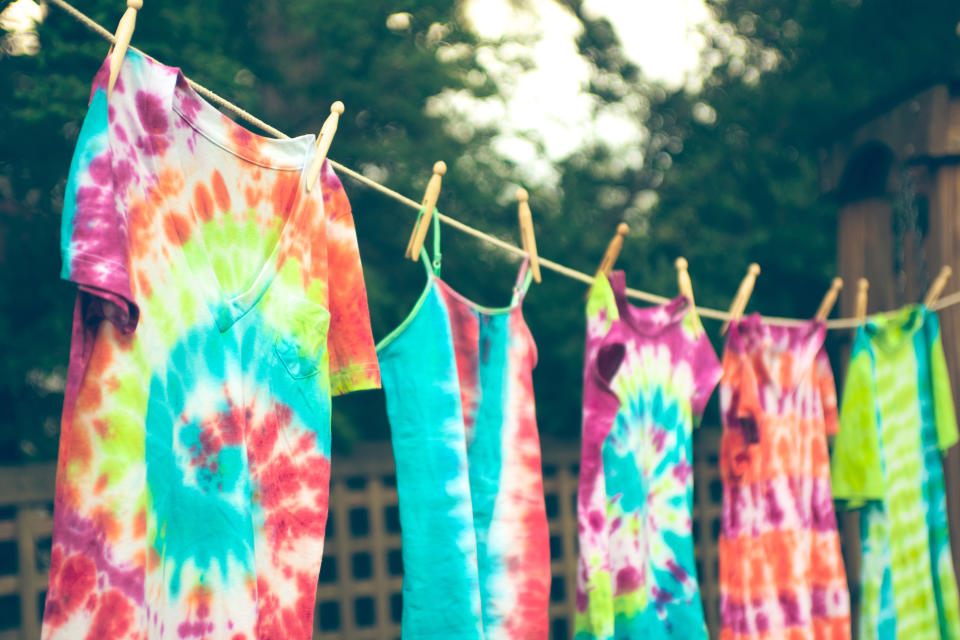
[42,50,379,639]
[831,305,960,640]
[719,315,850,640]
[376,233,550,640]
[575,271,721,640]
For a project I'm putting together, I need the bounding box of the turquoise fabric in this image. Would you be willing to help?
[376,210,551,639]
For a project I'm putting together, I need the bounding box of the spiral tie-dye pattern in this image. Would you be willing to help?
[575,271,721,640]
[44,49,379,640]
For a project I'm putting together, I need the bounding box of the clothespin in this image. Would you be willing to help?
[585,223,628,300]
[595,223,630,278]
[516,188,541,283]
[856,278,869,325]
[107,0,143,98]
[405,161,446,260]
[923,265,953,307]
[675,257,696,314]
[721,263,761,334]
[815,277,843,321]
[305,101,345,193]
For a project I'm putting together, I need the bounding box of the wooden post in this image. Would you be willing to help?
[555,450,579,636]
[16,508,39,640]
[929,163,960,591]
[823,81,960,629]
[366,477,391,639]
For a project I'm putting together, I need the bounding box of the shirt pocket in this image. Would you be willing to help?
[274,297,331,380]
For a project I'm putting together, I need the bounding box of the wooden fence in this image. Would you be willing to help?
[0,429,724,640]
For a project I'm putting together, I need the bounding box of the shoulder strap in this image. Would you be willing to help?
[587,271,620,322]
[430,207,441,276]
[414,207,442,277]
[511,257,533,305]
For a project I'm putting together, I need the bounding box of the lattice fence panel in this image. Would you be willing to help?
[0,430,725,640]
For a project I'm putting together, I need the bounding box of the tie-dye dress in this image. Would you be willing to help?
[719,314,850,640]
[42,50,380,639]
[376,214,550,640]
[831,305,960,639]
[575,271,721,640]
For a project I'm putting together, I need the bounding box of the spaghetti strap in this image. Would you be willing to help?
[413,207,442,277]
[430,207,442,276]
[511,257,533,306]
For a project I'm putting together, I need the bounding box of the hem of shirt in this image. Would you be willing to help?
[61,249,129,274]
[832,493,881,510]
[60,249,138,333]
[330,362,381,396]
[939,430,959,453]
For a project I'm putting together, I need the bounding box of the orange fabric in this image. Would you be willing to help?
[719,316,850,639]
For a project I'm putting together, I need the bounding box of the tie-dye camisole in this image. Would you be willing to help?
[575,271,721,640]
[719,314,850,640]
[376,211,551,639]
[43,50,379,639]
[831,305,960,639]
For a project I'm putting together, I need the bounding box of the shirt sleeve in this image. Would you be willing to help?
[815,348,840,436]
[719,347,761,476]
[60,88,138,333]
[320,162,381,395]
[926,310,959,452]
[689,326,722,427]
[831,345,884,507]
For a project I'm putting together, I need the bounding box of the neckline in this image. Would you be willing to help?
[168,57,313,170]
[727,312,826,396]
[376,258,531,353]
[729,313,826,354]
[117,49,320,331]
[862,304,926,353]
[432,275,526,317]
[606,270,692,337]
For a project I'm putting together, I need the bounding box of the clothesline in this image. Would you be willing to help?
[46,0,960,330]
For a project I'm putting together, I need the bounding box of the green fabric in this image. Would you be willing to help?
[832,305,960,639]
[831,337,884,507]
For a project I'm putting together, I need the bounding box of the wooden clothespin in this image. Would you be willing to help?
[595,223,630,278]
[923,265,953,307]
[675,257,696,314]
[305,101,345,193]
[516,188,542,283]
[405,161,446,260]
[586,222,628,300]
[721,263,761,334]
[107,0,143,98]
[815,277,843,321]
[856,278,869,325]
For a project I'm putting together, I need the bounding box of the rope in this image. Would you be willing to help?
[45,0,960,329]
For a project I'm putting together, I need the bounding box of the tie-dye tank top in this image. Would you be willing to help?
[575,271,721,640]
[376,212,550,639]
[43,50,380,639]
[831,305,960,639]
[718,314,850,640]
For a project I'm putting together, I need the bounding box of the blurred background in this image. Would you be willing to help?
[9,0,960,460]
[2,1,960,638]
[3,0,960,457]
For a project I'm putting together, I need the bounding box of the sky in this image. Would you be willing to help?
[0,0,45,55]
